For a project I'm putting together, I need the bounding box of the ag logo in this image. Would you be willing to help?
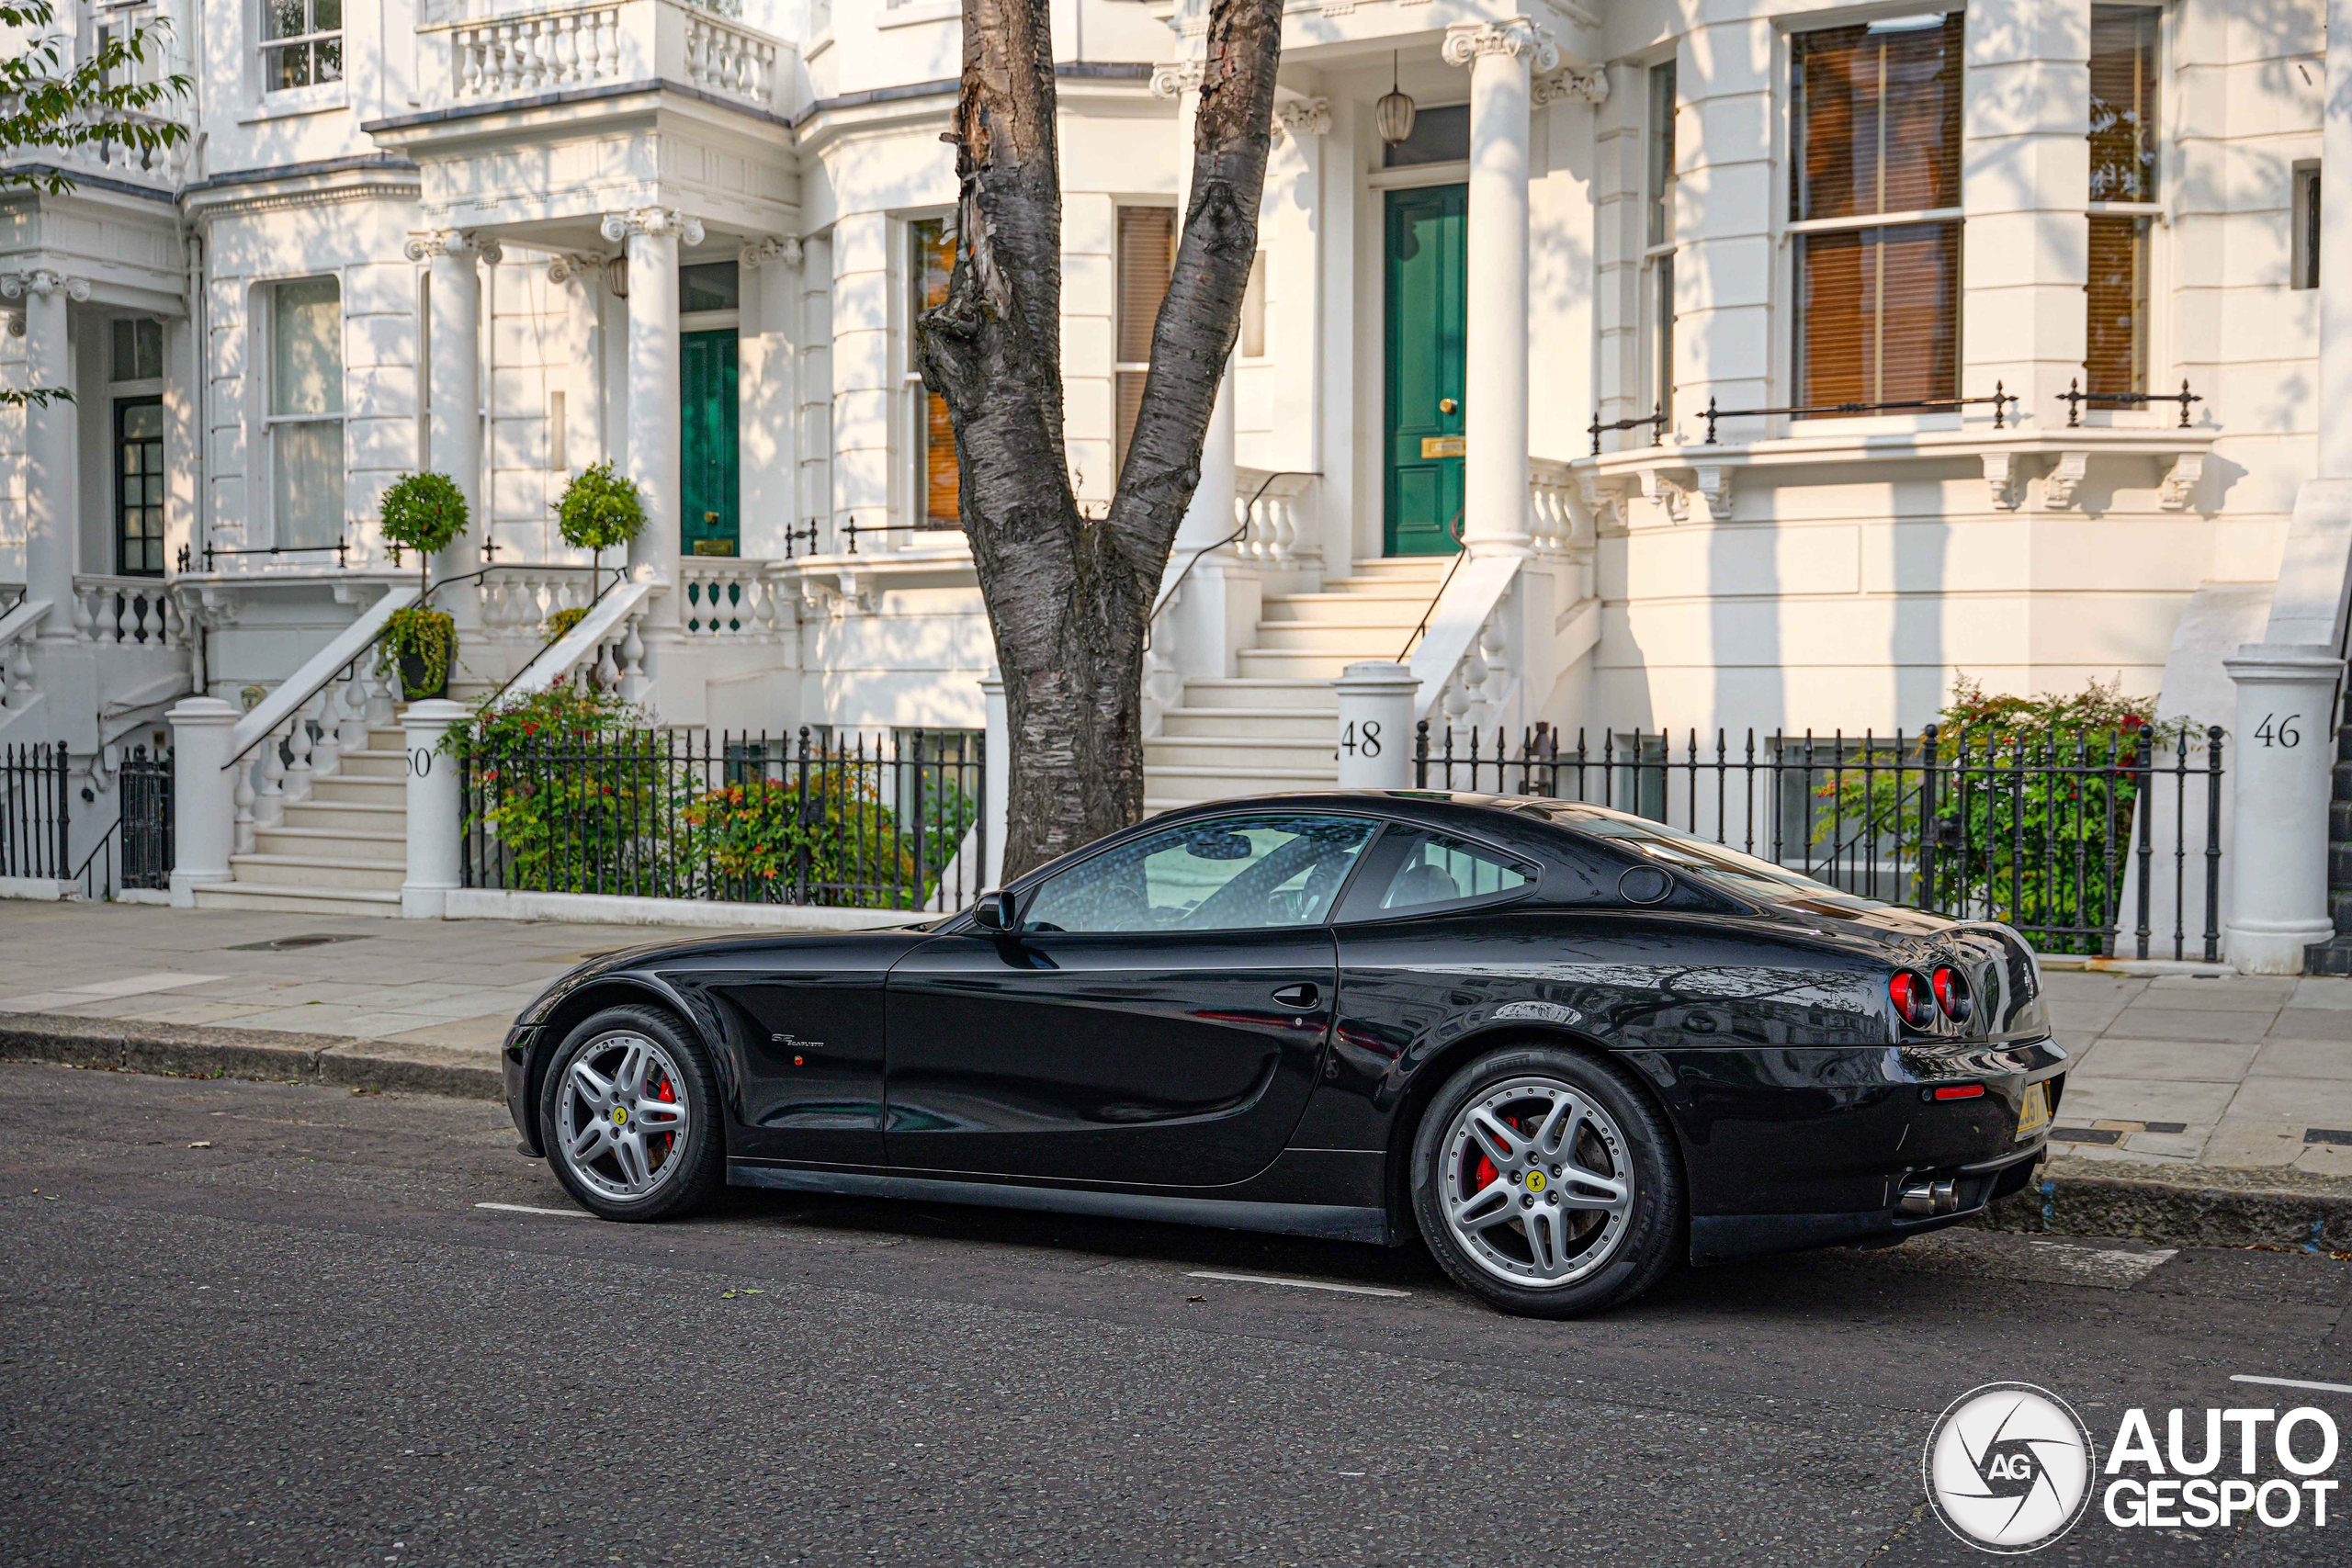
[1924,1382,2096,1553]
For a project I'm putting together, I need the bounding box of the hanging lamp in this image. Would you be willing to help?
[1375,51,1416,145]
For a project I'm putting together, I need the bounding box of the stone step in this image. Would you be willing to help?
[1261,592,1433,625]
[253,824,407,863]
[1238,649,1365,680]
[2333,840,2352,884]
[2334,888,2352,935]
[277,798,407,834]
[1332,558,1453,580]
[1181,678,1341,712]
[227,853,408,892]
[1142,763,1340,802]
[1145,736,1336,770]
[1250,620,1420,654]
[336,749,409,780]
[1159,707,1333,740]
[307,774,406,805]
[2334,799,2352,840]
[193,881,403,918]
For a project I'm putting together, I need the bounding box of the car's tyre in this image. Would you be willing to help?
[538,1004,725,1222]
[1410,1044,1683,1318]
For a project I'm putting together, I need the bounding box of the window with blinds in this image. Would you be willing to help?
[1115,206,1175,477]
[2086,5,2160,398]
[910,218,958,527]
[1645,60,1678,420]
[1790,14,1962,412]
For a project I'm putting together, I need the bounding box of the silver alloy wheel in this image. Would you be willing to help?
[1439,1075,1635,1289]
[555,1030,693,1202]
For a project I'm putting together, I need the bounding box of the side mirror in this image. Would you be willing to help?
[973,888,1018,932]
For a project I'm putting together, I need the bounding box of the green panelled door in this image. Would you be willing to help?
[681,328,740,557]
[1384,185,1468,557]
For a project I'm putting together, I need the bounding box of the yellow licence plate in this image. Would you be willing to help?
[2016,1083,2052,1142]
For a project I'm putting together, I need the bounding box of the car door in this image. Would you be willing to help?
[883,812,1381,1186]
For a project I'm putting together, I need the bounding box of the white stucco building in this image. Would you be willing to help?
[2,0,2348,970]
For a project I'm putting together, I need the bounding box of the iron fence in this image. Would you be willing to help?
[1415,721,2226,960]
[462,726,985,912]
[119,744,174,891]
[1,741,71,879]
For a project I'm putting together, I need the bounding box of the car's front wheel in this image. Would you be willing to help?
[538,1005,724,1221]
[1410,1044,1683,1317]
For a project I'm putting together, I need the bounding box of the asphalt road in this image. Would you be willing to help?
[5,1061,2350,1568]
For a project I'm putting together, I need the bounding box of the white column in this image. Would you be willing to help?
[4,269,88,638]
[1334,662,1419,789]
[1446,20,1553,557]
[2223,0,2352,972]
[400,698,471,919]
[166,696,239,907]
[797,234,834,551]
[980,667,1009,890]
[604,207,701,626]
[406,231,489,583]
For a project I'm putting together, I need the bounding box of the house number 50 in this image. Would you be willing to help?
[407,749,435,776]
[2255,713,2301,749]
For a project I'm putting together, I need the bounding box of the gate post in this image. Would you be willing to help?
[165,697,237,907]
[1335,662,1419,790]
[401,699,471,919]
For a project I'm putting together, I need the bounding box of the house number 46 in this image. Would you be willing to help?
[2255,713,2301,749]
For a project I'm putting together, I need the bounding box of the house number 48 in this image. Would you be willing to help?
[2255,713,2301,749]
[1340,720,1382,758]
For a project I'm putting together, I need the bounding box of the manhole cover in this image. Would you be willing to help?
[226,933,371,953]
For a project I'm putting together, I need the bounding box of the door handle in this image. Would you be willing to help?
[1439,397,1459,414]
[1272,982,1320,1010]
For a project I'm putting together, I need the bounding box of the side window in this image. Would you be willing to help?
[1351,829,1532,918]
[1020,815,1377,934]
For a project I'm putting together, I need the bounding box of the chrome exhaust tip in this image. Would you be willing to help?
[1897,1178,1959,1216]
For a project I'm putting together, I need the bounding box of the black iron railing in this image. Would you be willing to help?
[462,726,985,911]
[2059,378,2203,428]
[1588,403,1670,456]
[1699,387,2019,443]
[181,539,351,571]
[1415,721,2225,961]
[120,744,174,891]
[1,741,71,879]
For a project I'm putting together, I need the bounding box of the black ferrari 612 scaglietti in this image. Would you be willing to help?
[501,791,2063,1317]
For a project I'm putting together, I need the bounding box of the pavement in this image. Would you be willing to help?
[5,899,2352,1235]
[6,1061,2349,1566]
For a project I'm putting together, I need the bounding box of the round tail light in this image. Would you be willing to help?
[1931,965,1973,1022]
[1889,970,1938,1029]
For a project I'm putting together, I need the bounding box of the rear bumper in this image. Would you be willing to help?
[1689,1138,2047,1264]
[1652,1036,2065,1266]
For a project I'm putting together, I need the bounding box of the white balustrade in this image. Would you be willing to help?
[74,577,180,649]
[436,0,783,111]
[477,570,599,640]
[681,563,782,639]
[1231,469,1316,565]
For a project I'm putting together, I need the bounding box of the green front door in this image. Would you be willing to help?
[1384,185,1468,557]
[681,328,740,557]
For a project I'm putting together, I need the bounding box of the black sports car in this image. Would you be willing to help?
[502,791,2063,1317]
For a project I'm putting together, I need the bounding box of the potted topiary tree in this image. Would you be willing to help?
[556,460,646,604]
[377,470,468,700]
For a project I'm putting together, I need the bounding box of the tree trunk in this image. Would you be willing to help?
[918,0,1283,880]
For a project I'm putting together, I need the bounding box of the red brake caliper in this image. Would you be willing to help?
[654,1075,676,1151]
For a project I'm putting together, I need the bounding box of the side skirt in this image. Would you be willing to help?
[727,1160,1394,1245]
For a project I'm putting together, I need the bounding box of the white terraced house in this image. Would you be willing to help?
[1,0,2350,972]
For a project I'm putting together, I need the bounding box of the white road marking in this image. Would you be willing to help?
[2230,1374,2352,1396]
[2023,1238,2177,1287]
[1185,1270,1411,1298]
[475,1201,592,1219]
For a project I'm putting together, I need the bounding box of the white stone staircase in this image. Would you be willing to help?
[1144,557,1450,813]
[194,720,410,917]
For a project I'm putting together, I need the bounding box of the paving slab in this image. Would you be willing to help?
[2070,1036,2260,1083]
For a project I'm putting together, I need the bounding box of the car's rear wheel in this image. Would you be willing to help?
[1411,1044,1682,1317]
[539,1005,723,1221]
